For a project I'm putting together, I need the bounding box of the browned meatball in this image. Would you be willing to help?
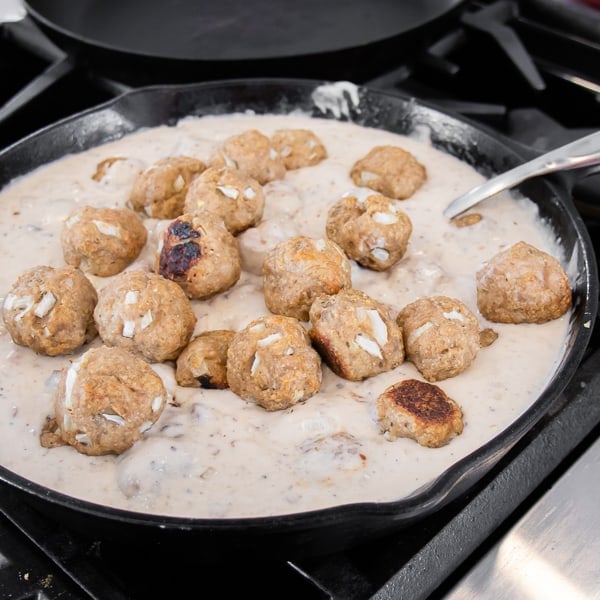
[61,205,148,277]
[176,329,235,389]
[262,235,352,321]
[376,379,464,448]
[476,241,572,324]
[309,288,404,381]
[94,269,196,362]
[2,265,97,356]
[210,129,286,184]
[156,211,241,299]
[129,156,206,219]
[350,145,426,199]
[397,296,481,382]
[270,128,328,170]
[326,192,413,271]
[52,346,168,456]
[227,315,322,411]
[183,166,265,235]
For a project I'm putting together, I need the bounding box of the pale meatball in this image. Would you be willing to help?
[156,211,241,299]
[176,329,235,389]
[2,265,97,356]
[183,166,264,234]
[226,315,322,411]
[377,379,464,448]
[476,241,572,324]
[61,205,148,277]
[270,128,327,170]
[309,288,404,381]
[397,296,481,382]
[50,346,167,456]
[326,191,413,271]
[262,235,352,321]
[350,145,426,199]
[210,129,286,184]
[94,269,196,362]
[129,156,206,219]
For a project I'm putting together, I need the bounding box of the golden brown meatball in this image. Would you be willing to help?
[94,269,196,362]
[2,265,97,356]
[226,315,322,411]
[262,235,352,321]
[326,191,413,271]
[61,205,148,277]
[476,241,572,324]
[176,329,235,389]
[270,128,328,170]
[376,378,464,448]
[309,288,404,381]
[210,129,286,184]
[52,346,168,456]
[129,156,206,219]
[397,296,481,382]
[350,145,426,199]
[156,211,241,299]
[183,166,265,235]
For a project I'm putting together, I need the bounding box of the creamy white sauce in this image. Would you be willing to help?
[0,113,572,518]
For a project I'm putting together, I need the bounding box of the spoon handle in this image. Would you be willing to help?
[443,130,600,219]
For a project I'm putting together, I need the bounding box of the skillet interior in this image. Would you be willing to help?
[0,79,596,559]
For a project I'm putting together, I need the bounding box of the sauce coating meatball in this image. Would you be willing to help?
[2,265,97,356]
[156,211,241,299]
[210,129,286,184]
[183,166,265,235]
[397,296,481,382]
[262,235,352,321]
[270,128,328,170]
[227,315,322,411]
[476,241,572,324]
[129,156,206,219]
[350,145,426,199]
[377,379,464,448]
[61,205,148,277]
[94,269,196,362]
[326,191,413,271]
[51,346,168,456]
[176,329,235,389]
[309,288,404,381]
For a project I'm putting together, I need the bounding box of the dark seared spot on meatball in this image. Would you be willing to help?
[309,334,349,379]
[197,374,228,389]
[168,220,201,240]
[159,241,201,278]
[387,379,455,423]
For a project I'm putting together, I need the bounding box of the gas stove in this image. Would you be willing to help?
[0,1,599,598]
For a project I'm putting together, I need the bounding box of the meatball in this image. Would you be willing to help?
[326,191,413,271]
[52,346,168,456]
[210,129,286,184]
[183,166,265,235]
[476,241,572,324]
[350,145,426,199]
[129,156,206,219]
[176,329,235,389]
[156,211,241,299]
[309,288,404,381]
[2,265,97,356]
[270,128,328,170]
[227,315,322,411]
[61,205,148,277]
[397,296,481,382]
[376,379,464,448]
[94,269,196,362]
[262,235,352,321]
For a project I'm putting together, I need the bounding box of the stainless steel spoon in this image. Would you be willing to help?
[443,130,600,219]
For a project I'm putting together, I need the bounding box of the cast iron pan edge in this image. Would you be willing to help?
[0,79,597,559]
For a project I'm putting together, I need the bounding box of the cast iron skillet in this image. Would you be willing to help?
[0,79,597,560]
